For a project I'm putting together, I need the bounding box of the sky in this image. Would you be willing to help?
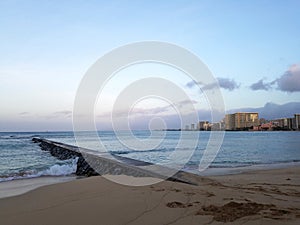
[0,0,300,131]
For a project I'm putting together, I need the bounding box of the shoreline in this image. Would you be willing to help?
[194,161,300,176]
[0,165,299,224]
[1,161,300,199]
[0,175,76,199]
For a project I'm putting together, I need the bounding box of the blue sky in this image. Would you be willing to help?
[0,0,299,131]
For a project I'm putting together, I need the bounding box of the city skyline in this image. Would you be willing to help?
[184,112,300,131]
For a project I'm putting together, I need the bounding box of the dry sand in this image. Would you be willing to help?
[0,166,299,225]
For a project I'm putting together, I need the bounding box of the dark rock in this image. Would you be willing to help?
[32,138,99,177]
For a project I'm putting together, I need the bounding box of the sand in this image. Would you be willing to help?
[0,167,299,225]
[0,176,76,199]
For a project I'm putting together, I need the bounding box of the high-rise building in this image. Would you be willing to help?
[191,123,195,130]
[235,112,259,129]
[198,121,209,130]
[272,118,284,128]
[225,112,259,130]
[284,118,293,130]
[225,114,235,130]
[295,114,300,130]
[211,122,224,131]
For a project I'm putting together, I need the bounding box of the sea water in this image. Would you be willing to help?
[0,131,300,182]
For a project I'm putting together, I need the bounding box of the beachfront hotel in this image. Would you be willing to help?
[197,121,210,130]
[294,114,300,130]
[264,114,300,131]
[225,112,259,130]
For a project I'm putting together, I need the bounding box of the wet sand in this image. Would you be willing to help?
[0,176,76,199]
[0,166,299,225]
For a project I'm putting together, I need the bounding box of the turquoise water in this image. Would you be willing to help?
[0,131,299,181]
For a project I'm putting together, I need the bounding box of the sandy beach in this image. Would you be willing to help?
[0,166,299,225]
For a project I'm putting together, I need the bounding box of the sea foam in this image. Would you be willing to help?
[0,157,78,182]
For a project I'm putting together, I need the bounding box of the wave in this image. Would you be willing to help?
[110,148,175,155]
[0,157,78,182]
[185,159,300,169]
[0,134,40,140]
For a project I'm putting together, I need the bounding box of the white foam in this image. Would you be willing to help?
[38,157,78,176]
[0,157,78,183]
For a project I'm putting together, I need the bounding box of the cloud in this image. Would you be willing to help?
[251,63,300,92]
[275,63,300,92]
[186,81,196,88]
[131,105,170,115]
[53,110,72,116]
[97,99,198,118]
[19,112,30,116]
[250,79,272,91]
[96,107,224,131]
[216,78,240,91]
[47,110,72,119]
[186,77,240,91]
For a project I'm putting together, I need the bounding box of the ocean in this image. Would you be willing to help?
[0,131,300,182]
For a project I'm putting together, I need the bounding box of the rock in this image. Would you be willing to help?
[32,138,98,177]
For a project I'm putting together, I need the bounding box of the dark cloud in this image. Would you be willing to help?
[251,63,300,92]
[250,79,272,91]
[216,78,240,91]
[186,77,240,91]
[275,64,300,92]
